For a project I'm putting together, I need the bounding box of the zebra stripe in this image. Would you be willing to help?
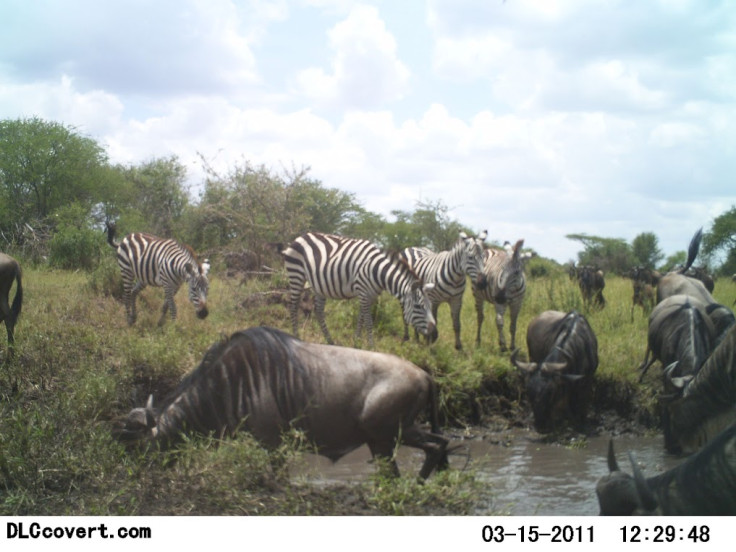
[106,222,210,326]
[280,232,436,347]
[473,239,527,351]
[400,231,487,350]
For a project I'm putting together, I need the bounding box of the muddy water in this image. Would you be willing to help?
[291,428,682,516]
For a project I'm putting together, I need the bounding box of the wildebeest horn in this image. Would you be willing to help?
[510,348,537,373]
[628,451,658,512]
[540,361,569,374]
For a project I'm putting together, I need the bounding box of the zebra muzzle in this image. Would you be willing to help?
[197,306,209,319]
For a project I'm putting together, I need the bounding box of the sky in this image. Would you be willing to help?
[1,0,735,263]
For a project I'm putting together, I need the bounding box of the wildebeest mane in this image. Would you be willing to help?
[154,327,315,440]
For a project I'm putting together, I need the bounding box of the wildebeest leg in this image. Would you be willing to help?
[402,427,450,480]
[637,347,655,382]
[474,293,485,346]
[449,295,463,350]
[367,440,401,477]
[494,302,508,352]
[314,295,334,345]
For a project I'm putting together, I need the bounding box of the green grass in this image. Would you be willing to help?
[1,264,734,515]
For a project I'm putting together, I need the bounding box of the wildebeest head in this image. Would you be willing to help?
[512,348,584,433]
[512,310,598,433]
[459,230,488,290]
[113,395,158,447]
[185,261,210,319]
[596,440,658,515]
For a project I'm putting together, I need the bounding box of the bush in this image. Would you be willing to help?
[49,225,106,270]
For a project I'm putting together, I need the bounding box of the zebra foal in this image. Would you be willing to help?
[401,231,488,350]
[473,239,527,351]
[281,232,436,347]
[107,222,210,326]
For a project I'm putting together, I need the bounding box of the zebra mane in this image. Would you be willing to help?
[383,249,425,284]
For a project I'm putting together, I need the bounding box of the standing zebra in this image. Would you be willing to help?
[280,232,436,347]
[107,222,210,326]
[473,239,527,351]
[401,231,488,350]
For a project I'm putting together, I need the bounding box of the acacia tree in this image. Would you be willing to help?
[0,117,107,229]
[703,206,736,275]
[566,233,634,274]
[631,232,664,268]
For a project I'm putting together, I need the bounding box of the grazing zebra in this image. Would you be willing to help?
[106,222,210,326]
[401,231,488,350]
[280,232,436,347]
[473,240,527,351]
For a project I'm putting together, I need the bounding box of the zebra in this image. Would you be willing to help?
[106,222,210,326]
[280,232,436,347]
[400,231,488,350]
[473,239,527,351]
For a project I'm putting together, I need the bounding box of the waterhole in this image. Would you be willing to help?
[291,428,683,516]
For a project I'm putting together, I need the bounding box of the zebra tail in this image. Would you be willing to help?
[106,221,120,249]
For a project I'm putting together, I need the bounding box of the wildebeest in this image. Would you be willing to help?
[115,326,449,479]
[473,239,527,351]
[511,310,598,433]
[0,252,23,359]
[575,266,605,309]
[661,323,736,454]
[628,266,659,321]
[656,229,734,345]
[596,424,736,515]
[637,295,715,387]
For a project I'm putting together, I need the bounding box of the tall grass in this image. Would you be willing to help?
[1,264,734,515]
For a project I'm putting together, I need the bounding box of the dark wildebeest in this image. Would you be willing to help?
[656,229,735,346]
[473,239,527,352]
[511,310,598,433]
[637,295,715,388]
[628,266,659,321]
[596,424,736,515]
[115,326,449,479]
[576,266,605,309]
[0,252,23,360]
[661,323,736,454]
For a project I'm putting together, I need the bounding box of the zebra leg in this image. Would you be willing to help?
[357,296,375,348]
[474,294,485,346]
[494,302,508,352]
[158,286,178,326]
[508,299,521,351]
[449,295,463,350]
[125,281,144,325]
[314,295,334,345]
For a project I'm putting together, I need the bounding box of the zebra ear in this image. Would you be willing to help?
[459,231,468,240]
[201,259,210,276]
[479,230,488,241]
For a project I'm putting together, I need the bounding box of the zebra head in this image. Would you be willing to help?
[402,280,437,338]
[494,239,525,304]
[185,262,210,319]
[459,230,488,290]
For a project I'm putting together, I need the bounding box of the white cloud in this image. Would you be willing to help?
[295,4,410,109]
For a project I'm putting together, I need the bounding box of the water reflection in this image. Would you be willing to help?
[291,428,682,516]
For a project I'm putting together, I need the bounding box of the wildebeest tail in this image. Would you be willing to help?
[679,227,703,274]
[11,267,22,322]
[106,220,120,249]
